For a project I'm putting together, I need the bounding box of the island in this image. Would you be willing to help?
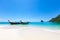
[41,20,44,22]
[49,14,60,22]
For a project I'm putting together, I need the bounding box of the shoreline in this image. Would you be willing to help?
[0,25,60,33]
[0,25,60,40]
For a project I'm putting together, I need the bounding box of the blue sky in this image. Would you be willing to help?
[0,0,60,22]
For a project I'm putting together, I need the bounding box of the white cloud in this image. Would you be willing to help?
[0,18,7,22]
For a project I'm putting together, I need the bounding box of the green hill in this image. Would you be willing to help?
[49,14,60,22]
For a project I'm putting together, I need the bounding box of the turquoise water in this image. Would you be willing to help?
[0,22,60,30]
[29,22,60,29]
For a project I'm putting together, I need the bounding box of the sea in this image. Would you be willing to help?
[0,22,60,30]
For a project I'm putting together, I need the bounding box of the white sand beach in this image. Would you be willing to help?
[0,25,60,40]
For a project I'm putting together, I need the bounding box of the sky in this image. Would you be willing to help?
[0,0,60,22]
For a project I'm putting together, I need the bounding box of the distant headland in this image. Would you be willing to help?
[49,14,60,22]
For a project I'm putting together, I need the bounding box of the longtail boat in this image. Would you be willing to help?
[8,20,29,25]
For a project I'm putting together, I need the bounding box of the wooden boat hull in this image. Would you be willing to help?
[8,20,29,25]
[9,22,29,25]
